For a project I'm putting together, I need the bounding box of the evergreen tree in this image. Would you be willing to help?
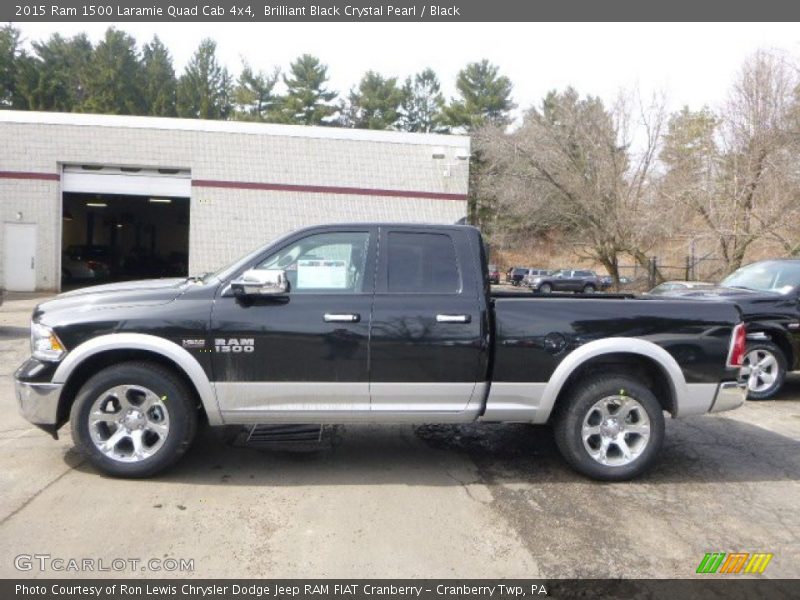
[177,39,233,119]
[141,36,177,117]
[444,60,514,226]
[0,24,27,109]
[398,68,447,133]
[345,71,404,130]
[22,33,92,112]
[444,59,515,131]
[81,28,145,115]
[233,62,280,121]
[279,54,337,125]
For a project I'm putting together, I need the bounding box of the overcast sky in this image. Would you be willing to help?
[12,22,800,117]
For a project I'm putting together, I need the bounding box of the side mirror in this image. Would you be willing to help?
[231,269,288,297]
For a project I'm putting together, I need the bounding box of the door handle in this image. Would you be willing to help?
[436,314,471,323]
[30,257,35,269]
[324,313,360,323]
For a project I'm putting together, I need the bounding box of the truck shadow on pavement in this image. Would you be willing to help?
[0,326,32,340]
[66,404,800,486]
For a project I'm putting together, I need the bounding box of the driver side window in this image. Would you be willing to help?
[255,231,371,294]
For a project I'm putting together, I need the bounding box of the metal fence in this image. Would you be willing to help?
[616,254,728,291]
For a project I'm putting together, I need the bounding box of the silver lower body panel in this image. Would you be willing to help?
[710,381,747,413]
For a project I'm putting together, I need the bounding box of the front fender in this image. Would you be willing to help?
[52,333,223,425]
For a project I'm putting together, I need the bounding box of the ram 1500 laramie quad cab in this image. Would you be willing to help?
[15,224,747,481]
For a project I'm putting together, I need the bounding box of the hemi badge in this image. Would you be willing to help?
[788,323,800,330]
[182,339,206,348]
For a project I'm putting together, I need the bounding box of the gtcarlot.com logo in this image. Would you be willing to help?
[14,553,194,573]
[697,552,773,574]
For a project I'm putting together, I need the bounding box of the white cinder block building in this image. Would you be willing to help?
[0,111,470,292]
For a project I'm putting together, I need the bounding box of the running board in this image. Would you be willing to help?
[244,424,323,445]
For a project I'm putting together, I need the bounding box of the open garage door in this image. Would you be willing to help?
[61,165,191,290]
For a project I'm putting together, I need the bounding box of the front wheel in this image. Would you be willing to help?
[583,284,596,294]
[70,361,198,477]
[742,341,786,400]
[554,375,665,481]
[539,283,553,294]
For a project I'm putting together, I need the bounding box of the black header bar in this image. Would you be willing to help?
[5,0,800,22]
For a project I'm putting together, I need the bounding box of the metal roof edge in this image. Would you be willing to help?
[0,110,471,150]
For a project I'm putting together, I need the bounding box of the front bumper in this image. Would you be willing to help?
[15,379,63,425]
[710,381,747,413]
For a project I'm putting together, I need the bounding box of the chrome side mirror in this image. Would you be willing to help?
[231,269,288,297]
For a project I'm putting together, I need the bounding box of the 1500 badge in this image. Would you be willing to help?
[215,338,255,353]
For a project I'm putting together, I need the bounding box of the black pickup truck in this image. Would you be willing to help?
[15,223,746,481]
[662,259,800,400]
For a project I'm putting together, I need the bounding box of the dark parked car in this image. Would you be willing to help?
[529,269,602,294]
[522,269,552,287]
[61,245,114,282]
[487,264,500,284]
[599,275,632,289]
[656,259,800,399]
[509,267,533,286]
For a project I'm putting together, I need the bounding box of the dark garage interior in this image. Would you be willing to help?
[61,192,190,289]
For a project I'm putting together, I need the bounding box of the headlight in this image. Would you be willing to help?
[533,277,543,283]
[31,322,66,361]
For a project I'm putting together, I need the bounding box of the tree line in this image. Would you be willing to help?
[0,25,514,132]
[2,25,798,282]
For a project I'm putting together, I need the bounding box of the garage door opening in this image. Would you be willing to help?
[60,165,191,290]
[61,192,190,289]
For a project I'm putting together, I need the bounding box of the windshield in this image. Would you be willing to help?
[197,229,301,284]
[721,261,800,294]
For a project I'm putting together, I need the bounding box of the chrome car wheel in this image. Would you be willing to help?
[88,385,170,463]
[581,395,651,467]
[743,348,778,394]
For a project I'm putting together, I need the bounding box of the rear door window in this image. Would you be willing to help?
[387,232,461,294]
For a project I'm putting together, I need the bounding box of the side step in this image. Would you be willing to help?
[244,424,323,445]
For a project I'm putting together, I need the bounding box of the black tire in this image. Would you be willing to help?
[583,284,596,294]
[742,341,787,401]
[70,361,198,478]
[539,282,553,294]
[553,375,665,481]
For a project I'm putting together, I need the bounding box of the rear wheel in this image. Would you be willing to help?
[554,375,665,481]
[70,361,198,477]
[742,341,786,400]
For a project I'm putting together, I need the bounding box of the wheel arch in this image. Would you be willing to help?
[52,334,222,428]
[746,326,794,370]
[537,338,689,423]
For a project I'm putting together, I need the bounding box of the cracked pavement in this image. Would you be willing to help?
[1,294,798,578]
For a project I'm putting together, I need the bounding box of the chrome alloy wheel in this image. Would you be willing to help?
[581,395,651,466]
[743,349,778,394]
[88,385,170,463]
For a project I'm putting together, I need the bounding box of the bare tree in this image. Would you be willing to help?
[476,87,667,285]
[661,50,800,271]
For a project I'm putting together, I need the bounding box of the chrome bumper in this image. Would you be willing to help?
[15,380,62,425]
[710,381,747,413]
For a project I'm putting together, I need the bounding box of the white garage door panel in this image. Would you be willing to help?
[62,169,191,197]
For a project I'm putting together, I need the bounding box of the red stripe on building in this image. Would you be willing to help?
[0,171,60,181]
[192,179,467,201]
